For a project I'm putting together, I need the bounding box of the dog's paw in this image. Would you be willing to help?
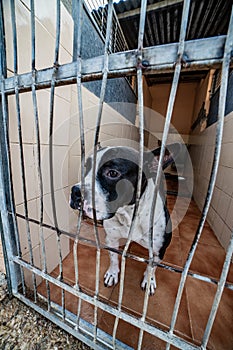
[141,274,157,295]
[104,267,119,287]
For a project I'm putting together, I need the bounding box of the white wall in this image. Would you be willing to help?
[189,112,233,252]
[1,0,140,283]
[4,0,73,286]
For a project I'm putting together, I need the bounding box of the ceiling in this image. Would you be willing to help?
[114,0,232,85]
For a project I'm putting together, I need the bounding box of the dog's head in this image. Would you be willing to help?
[70,143,180,221]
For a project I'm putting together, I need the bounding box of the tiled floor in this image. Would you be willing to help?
[38,188,233,350]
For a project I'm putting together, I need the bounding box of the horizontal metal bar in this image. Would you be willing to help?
[12,256,199,350]
[3,36,230,95]
[12,211,233,291]
[15,292,115,350]
[43,297,133,350]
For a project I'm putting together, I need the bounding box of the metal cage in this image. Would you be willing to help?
[0,0,233,349]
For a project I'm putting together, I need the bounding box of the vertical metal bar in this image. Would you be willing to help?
[30,0,35,71]
[48,0,65,320]
[201,8,233,349]
[166,6,233,350]
[0,0,25,296]
[0,0,7,76]
[135,67,147,350]
[0,216,11,292]
[72,0,84,329]
[112,1,147,348]
[0,144,17,294]
[10,0,37,301]
[135,0,160,347]
[201,231,233,349]
[132,0,191,347]
[30,0,51,310]
[147,0,190,343]
[91,0,114,343]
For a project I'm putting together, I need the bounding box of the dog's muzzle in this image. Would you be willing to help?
[70,183,113,221]
[70,185,82,210]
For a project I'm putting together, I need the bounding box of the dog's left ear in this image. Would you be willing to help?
[143,143,181,177]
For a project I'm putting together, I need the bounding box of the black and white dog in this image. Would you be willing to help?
[70,143,180,295]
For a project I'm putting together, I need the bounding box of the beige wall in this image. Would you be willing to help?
[1,1,139,280]
[143,77,152,110]
[149,82,198,136]
[189,112,233,253]
[3,0,73,285]
[189,69,233,254]
[142,79,198,148]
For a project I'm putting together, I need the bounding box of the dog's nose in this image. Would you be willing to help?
[72,185,81,199]
[70,185,82,209]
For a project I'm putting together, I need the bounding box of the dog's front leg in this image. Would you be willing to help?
[141,255,160,295]
[104,236,120,288]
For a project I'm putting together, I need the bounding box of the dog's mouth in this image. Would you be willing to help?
[70,201,103,226]
[70,195,115,224]
[70,200,81,211]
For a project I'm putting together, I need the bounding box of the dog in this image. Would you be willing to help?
[70,143,180,295]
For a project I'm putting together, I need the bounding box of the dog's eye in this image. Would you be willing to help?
[106,169,121,179]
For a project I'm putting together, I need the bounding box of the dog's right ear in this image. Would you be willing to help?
[143,143,181,178]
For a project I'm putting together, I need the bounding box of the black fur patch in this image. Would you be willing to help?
[97,148,147,215]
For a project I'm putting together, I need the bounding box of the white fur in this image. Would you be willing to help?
[103,178,166,294]
[72,146,168,294]
[82,148,109,220]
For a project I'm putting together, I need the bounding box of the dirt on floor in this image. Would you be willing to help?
[0,272,90,350]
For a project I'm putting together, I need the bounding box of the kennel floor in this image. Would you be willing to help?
[38,195,233,350]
